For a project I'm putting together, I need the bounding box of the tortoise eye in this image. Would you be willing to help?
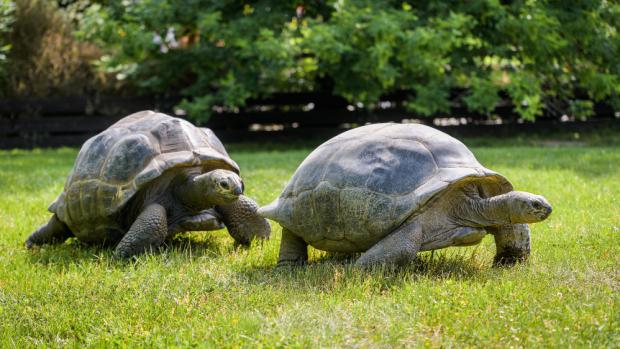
[219,181,230,190]
[532,202,542,209]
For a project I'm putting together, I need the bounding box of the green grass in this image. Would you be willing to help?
[0,134,619,348]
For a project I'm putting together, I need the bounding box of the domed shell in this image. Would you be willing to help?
[50,111,239,237]
[261,123,512,252]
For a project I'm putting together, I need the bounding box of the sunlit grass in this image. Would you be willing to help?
[0,134,618,347]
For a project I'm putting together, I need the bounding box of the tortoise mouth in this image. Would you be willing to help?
[222,192,241,201]
[537,206,552,220]
[531,196,552,221]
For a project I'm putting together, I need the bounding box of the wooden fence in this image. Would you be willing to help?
[0,93,618,148]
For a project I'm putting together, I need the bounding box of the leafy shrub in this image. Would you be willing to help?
[0,0,15,84]
[76,1,620,121]
[2,0,104,97]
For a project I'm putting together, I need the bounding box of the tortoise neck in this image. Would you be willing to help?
[451,185,512,227]
[462,194,513,227]
[174,172,215,213]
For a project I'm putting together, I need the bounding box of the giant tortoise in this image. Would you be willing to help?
[259,123,552,267]
[27,110,270,258]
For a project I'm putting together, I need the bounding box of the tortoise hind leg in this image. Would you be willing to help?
[26,214,74,248]
[168,209,224,236]
[355,220,423,268]
[114,203,168,259]
[277,228,308,266]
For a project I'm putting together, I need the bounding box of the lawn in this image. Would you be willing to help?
[0,131,618,347]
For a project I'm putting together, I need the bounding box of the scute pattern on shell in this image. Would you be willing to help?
[264,123,513,252]
[50,111,239,237]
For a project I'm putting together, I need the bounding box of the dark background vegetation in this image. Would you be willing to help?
[0,0,619,147]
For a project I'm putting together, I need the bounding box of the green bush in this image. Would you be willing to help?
[78,0,620,121]
[0,0,15,84]
[1,0,105,98]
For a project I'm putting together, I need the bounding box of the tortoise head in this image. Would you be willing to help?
[504,191,552,223]
[188,169,244,208]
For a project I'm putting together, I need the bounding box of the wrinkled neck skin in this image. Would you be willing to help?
[459,194,513,227]
[174,171,220,213]
[449,185,515,227]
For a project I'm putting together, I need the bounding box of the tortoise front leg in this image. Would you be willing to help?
[114,204,168,259]
[355,220,423,268]
[26,214,74,248]
[168,209,224,236]
[216,195,271,245]
[491,223,531,266]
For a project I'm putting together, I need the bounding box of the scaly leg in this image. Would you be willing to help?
[25,214,74,248]
[216,195,271,245]
[168,209,224,236]
[355,221,423,268]
[114,204,168,259]
[277,228,308,266]
[491,223,531,266]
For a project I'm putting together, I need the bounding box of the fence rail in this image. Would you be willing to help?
[0,94,617,149]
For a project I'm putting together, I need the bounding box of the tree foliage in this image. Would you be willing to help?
[1,0,105,97]
[0,0,15,84]
[78,0,620,121]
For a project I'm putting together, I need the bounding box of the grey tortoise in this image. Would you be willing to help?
[259,123,552,268]
[26,110,270,258]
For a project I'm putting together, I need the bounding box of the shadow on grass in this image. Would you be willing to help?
[25,233,238,269]
[25,240,110,267]
[25,228,514,293]
[236,248,493,294]
[164,233,252,258]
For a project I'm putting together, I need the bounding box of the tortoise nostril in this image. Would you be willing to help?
[233,185,243,195]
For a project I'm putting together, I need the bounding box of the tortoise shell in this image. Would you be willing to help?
[262,123,513,252]
[49,110,239,238]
